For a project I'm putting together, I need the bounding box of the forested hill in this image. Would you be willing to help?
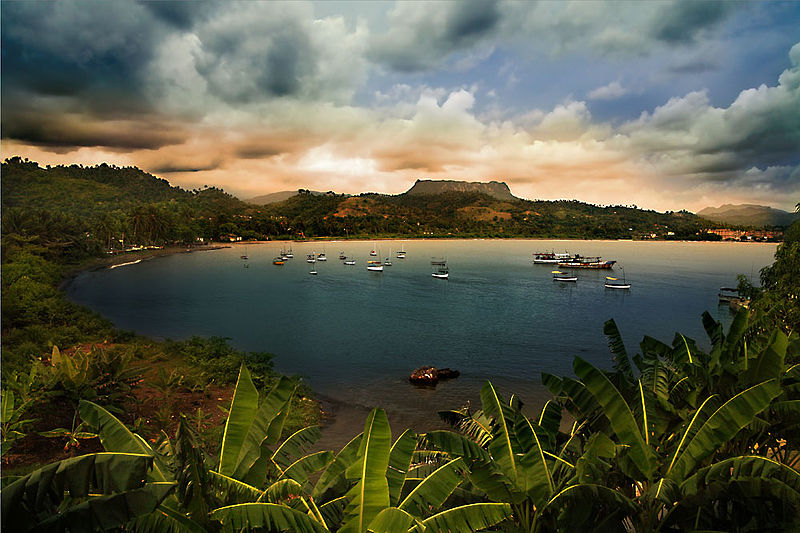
[1,156,245,214]
[3,157,721,242]
[263,189,713,240]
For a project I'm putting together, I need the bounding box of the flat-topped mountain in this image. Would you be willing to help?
[697,204,798,227]
[405,179,516,200]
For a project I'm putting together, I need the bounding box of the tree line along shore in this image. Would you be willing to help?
[2,157,799,531]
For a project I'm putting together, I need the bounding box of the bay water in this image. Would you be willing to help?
[66,240,776,444]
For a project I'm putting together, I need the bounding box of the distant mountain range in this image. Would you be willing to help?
[697,204,798,227]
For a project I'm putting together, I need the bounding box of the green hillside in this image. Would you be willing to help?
[2,157,725,243]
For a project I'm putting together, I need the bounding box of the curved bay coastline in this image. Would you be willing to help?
[63,238,778,448]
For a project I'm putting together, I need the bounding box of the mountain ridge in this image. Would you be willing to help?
[697,203,798,227]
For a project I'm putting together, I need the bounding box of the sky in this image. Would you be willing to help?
[2,0,799,212]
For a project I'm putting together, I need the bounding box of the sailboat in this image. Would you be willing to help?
[384,252,392,267]
[366,259,383,272]
[369,242,378,257]
[552,270,577,282]
[432,264,449,279]
[396,243,407,258]
[604,267,631,289]
[286,245,294,258]
[307,253,316,263]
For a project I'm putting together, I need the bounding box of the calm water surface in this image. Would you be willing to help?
[66,240,776,442]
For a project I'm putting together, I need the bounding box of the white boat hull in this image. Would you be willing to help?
[432,273,449,279]
[367,265,384,271]
[605,283,631,289]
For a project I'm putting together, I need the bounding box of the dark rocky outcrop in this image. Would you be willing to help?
[409,366,460,386]
[404,179,516,201]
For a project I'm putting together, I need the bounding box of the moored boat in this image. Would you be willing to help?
[604,267,630,289]
[558,255,615,269]
[273,257,285,265]
[533,251,571,264]
[432,265,449,279]
[344,259,356,265]
[307,253,316,263]
[367,260,383,272]
[552,270,577,282]
[397,244,407,258]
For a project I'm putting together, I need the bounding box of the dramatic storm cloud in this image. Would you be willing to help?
[2,0,799,211]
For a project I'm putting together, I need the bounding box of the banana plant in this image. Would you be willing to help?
[424,381,636,533]
[541,322,799,532]
[211,407,513,532]
[79,364,321,532]
[1,452,174,532]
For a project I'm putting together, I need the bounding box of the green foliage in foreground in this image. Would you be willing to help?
[4,309,799,532]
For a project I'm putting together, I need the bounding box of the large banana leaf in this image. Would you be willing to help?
[366,507,418,533]
[603,318,634,386]
[312,433,363,502]
[209,470,263,503]
[279,450,335,486]
[666,380,781,481]
[515,415,554,507]
[218,365,260,476]
[340,408,392,533]
[480,382,520,486]
[573,357,655,479]
[1,452,171,532]
[210,502,328,532]
[740,330,788,385]
[387,429,416,506]
[416,502,512,533]
[272,425,322,470]
[398,458,467,516]
[77,400,167,481]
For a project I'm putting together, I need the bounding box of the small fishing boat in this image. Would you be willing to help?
[344,259,356,265]
[432,265,449,279]
[558,255,615,269]
[367,260,383,272]
[552,270,578,282]
[718,287,739,302]
[604,267,630,289]
[533,251,571,264]
[273,257,285,265]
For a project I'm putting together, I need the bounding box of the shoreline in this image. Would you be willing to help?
[58,243,232,289]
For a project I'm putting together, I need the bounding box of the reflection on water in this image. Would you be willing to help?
[67,239,776,446]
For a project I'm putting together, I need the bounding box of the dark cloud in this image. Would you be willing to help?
[1,0,164,118]
[196,16,316,103]
[652,1,735,44]
[369,0,501,72]
[235,146,286,159]
[151,160,222,173]
[140,0,211,29]
[2,110,186,151]
[445,0,502,46]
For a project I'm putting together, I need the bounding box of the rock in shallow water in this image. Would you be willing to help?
[409,366,459,385]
